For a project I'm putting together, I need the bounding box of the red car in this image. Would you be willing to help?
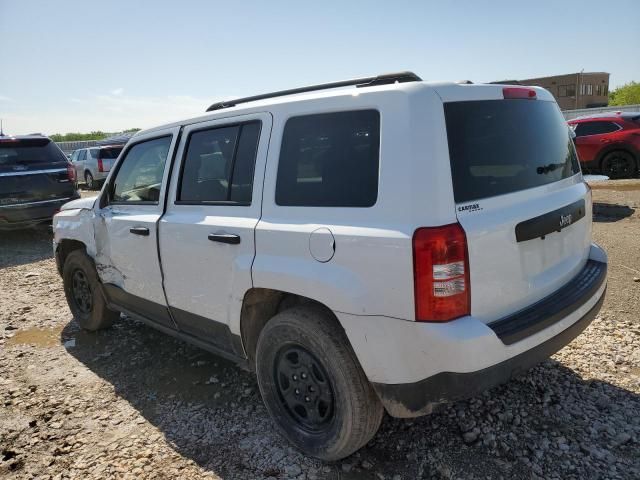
[568,112,640,179]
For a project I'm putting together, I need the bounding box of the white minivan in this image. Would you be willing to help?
[53,72,607,460]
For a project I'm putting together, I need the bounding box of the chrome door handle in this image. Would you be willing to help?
[129,227,150,236]
[208,233,241,245]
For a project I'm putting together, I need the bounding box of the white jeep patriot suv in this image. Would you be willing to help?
[53,72,607,461]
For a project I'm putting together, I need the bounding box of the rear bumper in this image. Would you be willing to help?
[373,289,604,417]
[0,195,79,230]
[337,243,607,418]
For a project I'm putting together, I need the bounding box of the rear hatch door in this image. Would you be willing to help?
[0,137,75,206]
[98,146,122,172]
[438,85,591,323]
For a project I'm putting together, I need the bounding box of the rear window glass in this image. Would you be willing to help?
[445,100,580,203]
[99,147,123,159]
[0,138,67,172]
[276,110,380,207]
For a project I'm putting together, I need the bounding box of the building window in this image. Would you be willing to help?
[586,84,593,95]
[559,84,576,97]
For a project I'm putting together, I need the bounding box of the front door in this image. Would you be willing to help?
[95,129,179,329]
[159,113,271,351]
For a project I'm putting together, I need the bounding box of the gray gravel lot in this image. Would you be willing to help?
[1,182,639,479]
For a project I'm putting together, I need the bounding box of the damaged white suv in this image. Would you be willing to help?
[53,72,607,461]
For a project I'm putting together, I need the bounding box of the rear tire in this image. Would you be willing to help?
[62,250,119,331]
[85,171,95,190]
[255,306,383,461]
[601,151,636,179]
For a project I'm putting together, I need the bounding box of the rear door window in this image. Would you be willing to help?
[177,121,261,204]
[444,100,580,203]
[574,121,620,137]
[276,110,380,207]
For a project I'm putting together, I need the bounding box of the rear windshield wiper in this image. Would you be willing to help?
[537,163,564,175]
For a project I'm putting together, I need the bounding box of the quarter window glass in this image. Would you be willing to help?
[111,136,171,203]
[89,148,99,158]
[276,110,380,207]
[178,121,261,204]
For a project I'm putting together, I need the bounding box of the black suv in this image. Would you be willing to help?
[0,135,79,230]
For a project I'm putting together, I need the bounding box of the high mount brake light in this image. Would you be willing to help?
[503,87,537,100]
[413,223,470,322]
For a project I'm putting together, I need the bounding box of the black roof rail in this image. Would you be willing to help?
[206,71,422,112]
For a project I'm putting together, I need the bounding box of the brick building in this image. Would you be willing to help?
[492,72,610,110]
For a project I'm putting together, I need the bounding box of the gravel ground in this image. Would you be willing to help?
[1,182,639,480]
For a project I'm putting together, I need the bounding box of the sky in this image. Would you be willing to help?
[1,0,639,136]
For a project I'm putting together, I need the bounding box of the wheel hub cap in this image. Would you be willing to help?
[71,269,92,314]
[274,346,334,432]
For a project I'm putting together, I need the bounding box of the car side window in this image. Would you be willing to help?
[89,148,99,158]
[275,110,380,207]
[178,121,261,204]
[79,150,87,161]
[110,136,172,204]
[574,121,620,137]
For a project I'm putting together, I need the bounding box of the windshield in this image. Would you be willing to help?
[445,100,580,203]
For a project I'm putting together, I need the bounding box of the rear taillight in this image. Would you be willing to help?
[503,87,536,100]
[97,158,104,172]
[413,223,470,322]
[66,162,76,182]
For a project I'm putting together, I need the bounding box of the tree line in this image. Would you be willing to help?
[609,82,640,107]
[50,129,140,142]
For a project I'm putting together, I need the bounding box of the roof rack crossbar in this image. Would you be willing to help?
[206,71,422,112]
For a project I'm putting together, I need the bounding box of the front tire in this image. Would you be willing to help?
[62,250,119,331]
[601,151,636,179]
[255,306,383,461]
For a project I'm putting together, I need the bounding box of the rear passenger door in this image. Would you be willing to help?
[159,113,271,352]
[574,121,620,162]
